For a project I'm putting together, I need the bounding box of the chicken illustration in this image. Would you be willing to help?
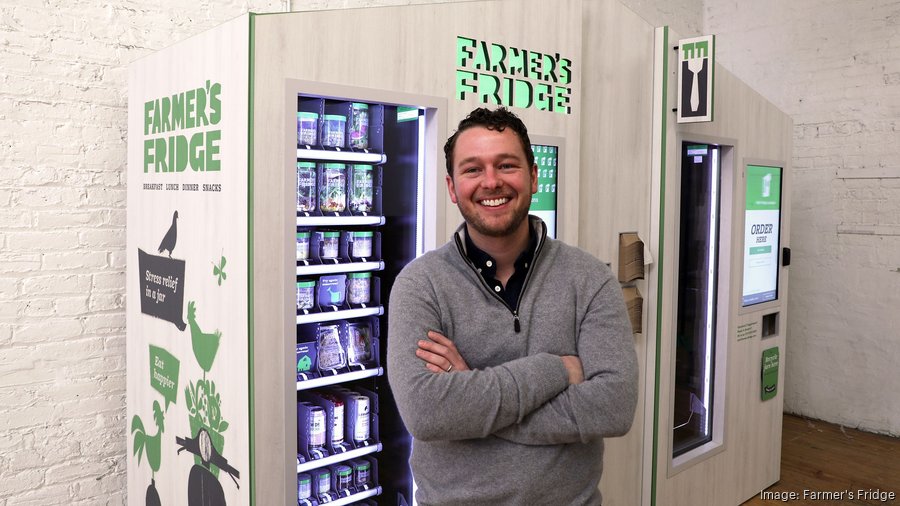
[187,301,221,376]
[158,210,178,258]
[131,400,166,477]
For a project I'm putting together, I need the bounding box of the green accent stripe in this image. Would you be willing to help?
[247,12,256,506]
[650,25,669,506]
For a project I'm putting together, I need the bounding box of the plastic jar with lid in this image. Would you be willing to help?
[296,279,315,311]
[315,469,331,495]
[320,231,341,260]
[350,231,373,259]
[319,163,347,213]
[349,164,374,213]
[347,272,371,305]
[349,103,369,149]
[307,405,326,452]
[297,112,319,146]
[298,473,312,500]
[296,162,317,213]
[322,114,346,148]
[296,231,311,261]
[354,460,371,487]
[335,464,353,492]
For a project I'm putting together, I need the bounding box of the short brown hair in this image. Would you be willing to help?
[444,107,534,177]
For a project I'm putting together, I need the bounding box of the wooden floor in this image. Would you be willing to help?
[741,414,900,505]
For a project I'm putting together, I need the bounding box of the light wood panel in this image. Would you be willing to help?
[580,1,656,505]
[647,26,794,506]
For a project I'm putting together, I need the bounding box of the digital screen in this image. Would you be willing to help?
[530,143,558,238]
[742,165,782,306]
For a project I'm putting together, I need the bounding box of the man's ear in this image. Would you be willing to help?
[446,174,459,204]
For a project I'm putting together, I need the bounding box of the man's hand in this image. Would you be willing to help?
[560,355,584,384]
[416,331,470,374]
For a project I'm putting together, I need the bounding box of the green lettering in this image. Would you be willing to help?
[161,96,172,133]
[456,70,478,100]
[558,58,572,85]
[543,53,558,82]
[154,137,168,172]
[206,130,221,171]
[456,36,476,67]
[554,86,571,114]
[189,132,204,171]
[478,73,501,105]
[144,139,153,172]
[534,82,552,111]
[175,135,188,172]
[172,92,185,130]
[508,47,526,77]
[144,101,153,136]
[196,84,208,127]
[152,99,161,135]
[185,89,196,129]
[209,82,222,125]
[528,51,543,81]
[474,40,490,70]
[513,79,533,109]
[491,43,507,74]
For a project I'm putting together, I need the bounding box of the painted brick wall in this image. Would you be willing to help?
[0,2,284,504]
[706,1,900,436]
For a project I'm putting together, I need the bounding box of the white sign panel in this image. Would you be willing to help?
[677,35,715,123]
[126,15,250,505]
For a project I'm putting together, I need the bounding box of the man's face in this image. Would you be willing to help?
[446,126,537,239]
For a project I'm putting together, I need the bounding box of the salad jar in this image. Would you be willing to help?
[350,231,373,259]
[322,114,346,148]
[349,164,374,213]
[296,279,316,311]
[349,102,369,149]
[296,162,317,213]
[319,163,347,213]
[297,112,318,146]
[347,272,371,305]
[296,231,311,261]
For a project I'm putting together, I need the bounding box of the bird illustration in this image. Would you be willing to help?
[158,210,178,258]
[187,301,221,376]
[131,400,166,477]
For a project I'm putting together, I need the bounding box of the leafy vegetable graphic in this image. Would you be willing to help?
[212,254,227,286]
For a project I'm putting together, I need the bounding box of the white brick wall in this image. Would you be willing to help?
[706,1,900,436]
[0,2,283,504]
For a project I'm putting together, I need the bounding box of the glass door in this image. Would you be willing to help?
[672,143,721,457]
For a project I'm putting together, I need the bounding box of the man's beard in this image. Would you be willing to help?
[460,196,531,238]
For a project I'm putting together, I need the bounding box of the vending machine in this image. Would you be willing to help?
[126,1,588,504]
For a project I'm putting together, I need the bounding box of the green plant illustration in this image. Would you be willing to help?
[212,254,227,286]
[131,400,166,478]
[187,301,221,377]
[185,377,229,476]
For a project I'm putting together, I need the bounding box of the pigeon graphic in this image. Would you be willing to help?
[158,211,178,258]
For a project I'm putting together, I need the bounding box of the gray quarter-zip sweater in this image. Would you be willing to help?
[387,217,638,505]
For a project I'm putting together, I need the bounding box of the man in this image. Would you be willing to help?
[387,107,638,505]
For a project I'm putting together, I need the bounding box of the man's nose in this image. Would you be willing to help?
[480,167,502,188]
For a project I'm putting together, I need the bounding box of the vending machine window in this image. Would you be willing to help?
[672,143,721,457]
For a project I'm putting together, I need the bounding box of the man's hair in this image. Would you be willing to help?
[443,107,535,177]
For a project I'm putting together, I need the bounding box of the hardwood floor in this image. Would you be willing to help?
[741,414,900,505]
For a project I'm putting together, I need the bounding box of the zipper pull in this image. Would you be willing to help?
[513,313,521,333]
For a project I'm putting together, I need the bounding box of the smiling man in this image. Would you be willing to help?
[387,107,638,505]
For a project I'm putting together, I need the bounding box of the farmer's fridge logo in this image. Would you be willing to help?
[144,81,222,173]
[455,36,573,114]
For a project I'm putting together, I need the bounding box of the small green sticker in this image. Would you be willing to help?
[761,347,779,401]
